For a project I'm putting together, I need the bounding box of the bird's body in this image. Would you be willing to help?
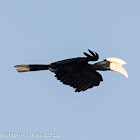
[15,50,128,92]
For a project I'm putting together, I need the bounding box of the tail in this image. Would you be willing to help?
[14,64,49,72]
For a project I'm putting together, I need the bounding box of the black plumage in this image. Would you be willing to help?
[15,49,128,92]
[48,49,103,92]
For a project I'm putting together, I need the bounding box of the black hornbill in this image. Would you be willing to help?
[15,49,128,92]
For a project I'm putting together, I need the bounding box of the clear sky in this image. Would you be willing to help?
[0,0,140,140]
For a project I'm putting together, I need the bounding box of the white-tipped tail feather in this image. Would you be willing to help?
[14,65,30,72]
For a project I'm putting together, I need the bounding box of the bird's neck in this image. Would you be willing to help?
[92,61,110,71]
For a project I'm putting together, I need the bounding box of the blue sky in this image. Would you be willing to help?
[0,0,140,140]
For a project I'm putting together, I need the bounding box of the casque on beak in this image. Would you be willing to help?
[106,57,128,78]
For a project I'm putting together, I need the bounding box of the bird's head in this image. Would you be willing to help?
[105,57,128,78]
[94,57,128,78]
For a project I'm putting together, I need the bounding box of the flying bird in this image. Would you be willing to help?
[14,49,128,92]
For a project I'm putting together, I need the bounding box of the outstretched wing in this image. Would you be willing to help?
[54,65,103,92]
[49,50,102,92]
[50,49,99,67]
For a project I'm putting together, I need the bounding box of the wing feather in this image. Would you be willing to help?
[55,67,103,92]
[53,51,103,92]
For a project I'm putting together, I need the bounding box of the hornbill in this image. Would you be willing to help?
[14,50,128,92]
